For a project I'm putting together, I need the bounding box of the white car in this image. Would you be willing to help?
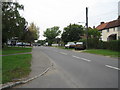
[65,42,76,48]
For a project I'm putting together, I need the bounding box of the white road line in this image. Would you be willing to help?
[72,55,80,59]
[60,52,68,55]
[105,65,120,70]
[72,55,91,62]
[80,58,91,62]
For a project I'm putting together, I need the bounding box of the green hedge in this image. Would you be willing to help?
[79,39,119,51]
[101,40,119,51]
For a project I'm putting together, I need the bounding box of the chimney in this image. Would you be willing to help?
[93,26,95,29]
[101,22,104,24]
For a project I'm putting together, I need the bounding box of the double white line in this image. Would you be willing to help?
[72,55,91,62]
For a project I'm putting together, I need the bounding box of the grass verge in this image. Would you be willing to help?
[2,47,32,84]
[83,49,119,57]
[2,47,32,55]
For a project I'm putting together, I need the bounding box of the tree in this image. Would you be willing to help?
[43,26,61,46]
[25,22,39,44]
[37,40,46,45]
[2,2,27,44]
[86,27,101,48]
[61,24,84,43]
[87,27,101,39]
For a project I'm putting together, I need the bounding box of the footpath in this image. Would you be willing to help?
[2,47,52,89]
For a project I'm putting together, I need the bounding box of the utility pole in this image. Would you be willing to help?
[86,7,88,49]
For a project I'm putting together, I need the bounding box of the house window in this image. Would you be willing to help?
[107,29,109,32]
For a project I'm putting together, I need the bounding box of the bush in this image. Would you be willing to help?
[79,39,119,51]
[98,40,119,51]
[106,40,119,51]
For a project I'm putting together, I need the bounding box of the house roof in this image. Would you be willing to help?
[96,19,120,30]
[96,22,108,30]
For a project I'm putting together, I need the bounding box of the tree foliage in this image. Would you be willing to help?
[87,28,101,39]
[61,24,84,43]
[43,26,61,45]
[2,2,27,44]
[24,22,39,43]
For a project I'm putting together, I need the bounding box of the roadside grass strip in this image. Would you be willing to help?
[83,49,119,57]
[2,47,32,55]
[2,47,32,84]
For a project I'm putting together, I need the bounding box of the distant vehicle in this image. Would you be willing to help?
[25,43,31,46]
[65,42,76,48]
[16,42,26,46]
[74,42,86,50]
[38,44,41,46]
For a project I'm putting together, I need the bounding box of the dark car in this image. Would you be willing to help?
[75,42,86,50]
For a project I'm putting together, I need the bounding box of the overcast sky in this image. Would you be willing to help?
[18,0,119,40]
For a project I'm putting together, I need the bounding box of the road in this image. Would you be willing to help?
[16,46,119,88]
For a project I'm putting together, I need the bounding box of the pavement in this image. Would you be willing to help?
[28,47,51,78]
[12,46,119,88]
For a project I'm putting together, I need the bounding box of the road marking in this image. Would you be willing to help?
[60,52,67,55]
[72,55,91,62]
[105,65,120,70]
[80,58,91,62]
[72,55,80,59]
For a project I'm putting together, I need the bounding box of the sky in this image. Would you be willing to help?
[18,0,120,40]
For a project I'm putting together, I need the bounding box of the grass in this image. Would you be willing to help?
[2,47,32,84]
[2,47,32,55]
[83,49,119,57]
[54,46,119,57]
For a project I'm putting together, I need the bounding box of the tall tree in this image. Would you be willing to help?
[25,22,39,44]
[61,24,84,43]
[43,26,61,46]
[2,2,27,44]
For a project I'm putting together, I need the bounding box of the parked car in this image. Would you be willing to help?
[16,42,26,46]
[65,42,76,48]
[74,42,86,50]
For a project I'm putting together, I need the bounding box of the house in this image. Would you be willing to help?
[96,17,120,41]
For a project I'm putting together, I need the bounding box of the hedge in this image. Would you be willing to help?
[79,39,119,51]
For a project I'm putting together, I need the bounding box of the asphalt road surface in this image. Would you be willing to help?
[16,46,119,88]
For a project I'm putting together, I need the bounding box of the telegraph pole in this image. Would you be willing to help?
[86,7,88,49]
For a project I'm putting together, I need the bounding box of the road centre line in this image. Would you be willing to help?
[60,52,68,55]
[105,65,120,70]
[72,55,91,62]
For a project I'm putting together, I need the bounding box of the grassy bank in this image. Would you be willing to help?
[83,49,119,57]
[2,47,32,55]
[54,46,119,57]
[2,47,32,84]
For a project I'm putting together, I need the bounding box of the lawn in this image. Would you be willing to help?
[2,47,32,84]
[83,49,119,57]
[2,47,32,55]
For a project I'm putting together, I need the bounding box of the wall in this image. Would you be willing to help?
[101,27,119,41]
